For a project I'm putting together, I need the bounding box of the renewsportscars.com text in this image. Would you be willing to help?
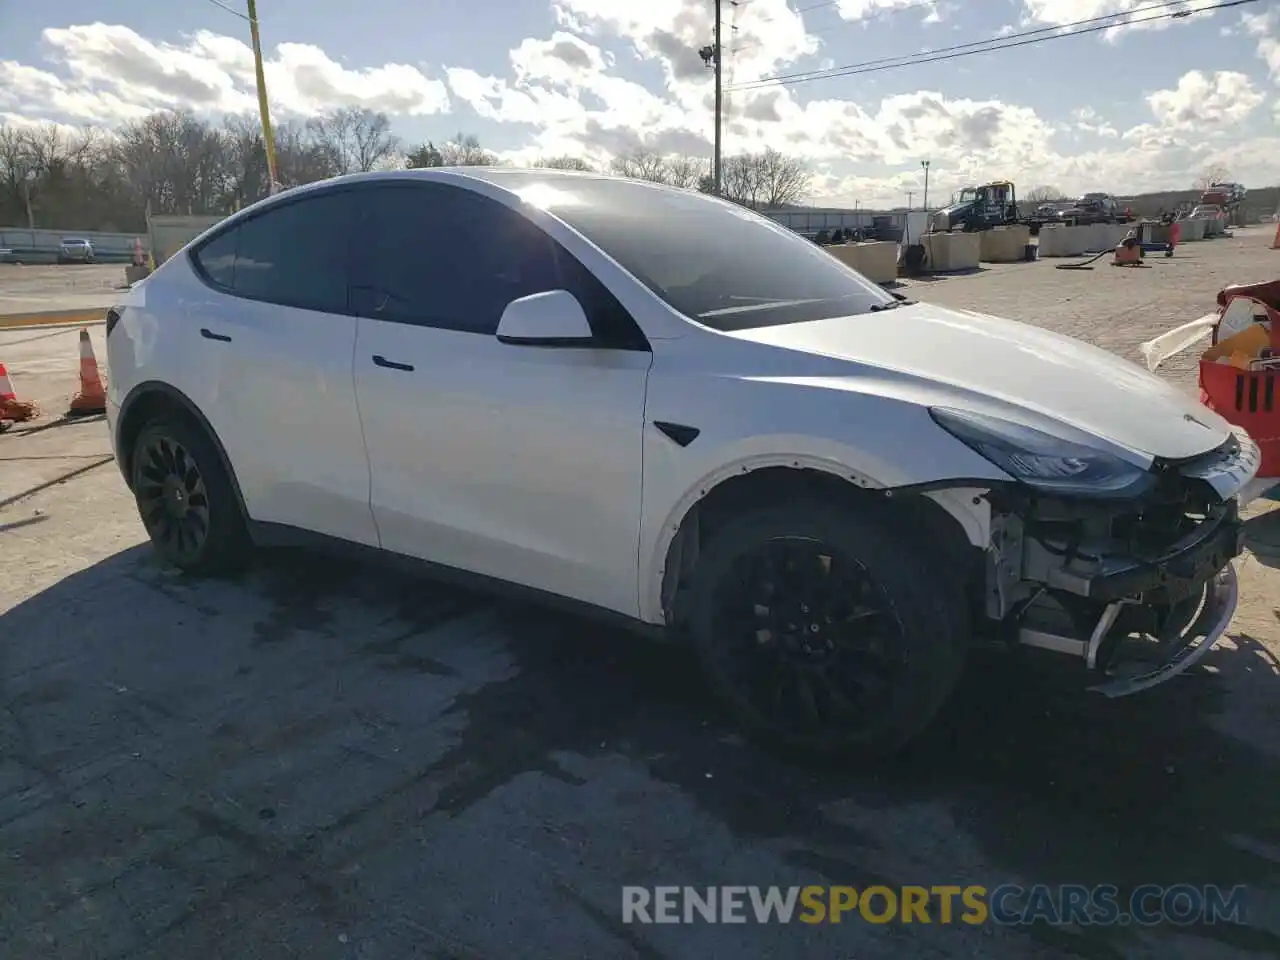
[621,884,1247,926]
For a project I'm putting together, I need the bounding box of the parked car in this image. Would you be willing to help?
[58,237,95,263]
[104,168,1261,757]
[1055,193,1131,225]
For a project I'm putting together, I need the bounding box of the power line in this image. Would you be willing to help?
[734,0,1189,87]
[201,0,254,22]
[731,0,1254,90]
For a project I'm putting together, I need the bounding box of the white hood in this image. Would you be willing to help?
[731,301,1232,462]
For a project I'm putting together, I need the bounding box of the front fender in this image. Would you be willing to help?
[635,431,999,625]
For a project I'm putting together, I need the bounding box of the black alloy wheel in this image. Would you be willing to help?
[130,415,251,575]
[709,536,906,734]
[135,433,211,564]
[686,502,969,758]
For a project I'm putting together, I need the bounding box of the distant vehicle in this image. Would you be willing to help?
[58,238,95,264]
[931,180,1019,232]
[1052,194,1132,226]
[1189,204,1226,222]
[1200,182,1245,209]
[105,167,1260,757]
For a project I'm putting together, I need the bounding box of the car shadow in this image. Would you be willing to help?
[1244,505,1280,571]
[4,545,1280,957]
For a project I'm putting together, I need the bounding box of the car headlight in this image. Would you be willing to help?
[930,407,1154,498]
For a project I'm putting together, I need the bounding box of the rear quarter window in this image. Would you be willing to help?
[193,228,238,289]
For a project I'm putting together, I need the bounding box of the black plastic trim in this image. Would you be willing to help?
[372,354,414,371]
[1079,510,1242,603]
[653,421,700,447]
[495,335,597,348]
[200,327,232,342]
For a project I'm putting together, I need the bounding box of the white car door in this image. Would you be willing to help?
[183,187,379,548]
[350,182,651,617]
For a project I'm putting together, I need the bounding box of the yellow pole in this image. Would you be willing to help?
[245,0,279,193]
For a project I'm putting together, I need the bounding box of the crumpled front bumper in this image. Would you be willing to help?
[1088,562,1238,698]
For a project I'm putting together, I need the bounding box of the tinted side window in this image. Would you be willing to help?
[223,191,353,314]
[194,227,237,289]
[354,185,560,335]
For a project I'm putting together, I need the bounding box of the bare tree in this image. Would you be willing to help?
[273,120,342,187]
[1194,165,1231,191]
[438,133,496,166]
[1025,185,1068,203]
[754,148,810,207]
[0,125,41,227]
[610,149,671,184]
[304,107,400,175]
[715,149,810,208]
[665,155,707,190]
[533,155,594,172]
[405,142,445,168]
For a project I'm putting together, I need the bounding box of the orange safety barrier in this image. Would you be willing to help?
[1199,296,1280,479]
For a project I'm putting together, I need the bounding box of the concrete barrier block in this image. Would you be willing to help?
[979,224,1031,262]
[1179,217,1206,241]
[827,240,899,284]
[923,231,981,272]
[1036,224,1092,256]
[124,264,151,285]
[1098,224,1128,250]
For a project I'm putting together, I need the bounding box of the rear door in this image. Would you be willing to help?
[185,187,379,547]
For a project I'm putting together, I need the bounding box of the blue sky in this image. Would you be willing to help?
[1,0,1277,205]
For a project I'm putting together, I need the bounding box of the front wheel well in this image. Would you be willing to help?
[660,466,981,627]
[116,387,244,519]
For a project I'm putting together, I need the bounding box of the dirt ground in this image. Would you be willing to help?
[2,232,1280,960]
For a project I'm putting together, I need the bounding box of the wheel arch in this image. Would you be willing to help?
[116,381,249,518]
[643,455,986,626]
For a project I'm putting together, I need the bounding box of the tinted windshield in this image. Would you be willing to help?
[501,175,893,331]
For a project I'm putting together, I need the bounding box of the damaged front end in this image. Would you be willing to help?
[982,429,1259,696]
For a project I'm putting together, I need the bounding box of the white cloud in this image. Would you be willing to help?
[0,12,1276,209]
[0,23,450,126]
[1242,9,1280,79]
[1146,70,1263,128]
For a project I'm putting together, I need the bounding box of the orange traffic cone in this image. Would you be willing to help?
[0,362,38,422]
[0,361,38,422]
[132,236,145,266]
[1271,220,1280,250]
[67,329,107,417]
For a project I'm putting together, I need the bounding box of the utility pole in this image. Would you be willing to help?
[713,0,723,195]
[907,191,914,210]
[699,3,724,196]
[920,159,931,211]
[245,0,280,193]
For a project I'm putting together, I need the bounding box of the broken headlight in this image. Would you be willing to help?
[930,407,1155,499]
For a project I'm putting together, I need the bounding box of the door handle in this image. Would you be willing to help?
[200,328,232,342]
[372,355,414,372]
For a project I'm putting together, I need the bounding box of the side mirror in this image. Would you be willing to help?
[495,290,595,347]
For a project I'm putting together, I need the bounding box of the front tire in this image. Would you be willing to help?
[685,502,969,758]
[130,416,251,576]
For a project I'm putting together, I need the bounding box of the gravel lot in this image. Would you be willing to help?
[2,233,1280,960]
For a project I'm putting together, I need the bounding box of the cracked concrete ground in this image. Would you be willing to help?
[2,231,1280,960]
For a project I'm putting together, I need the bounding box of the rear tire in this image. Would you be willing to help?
[130,415,251,576]
[685,501,969,759]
